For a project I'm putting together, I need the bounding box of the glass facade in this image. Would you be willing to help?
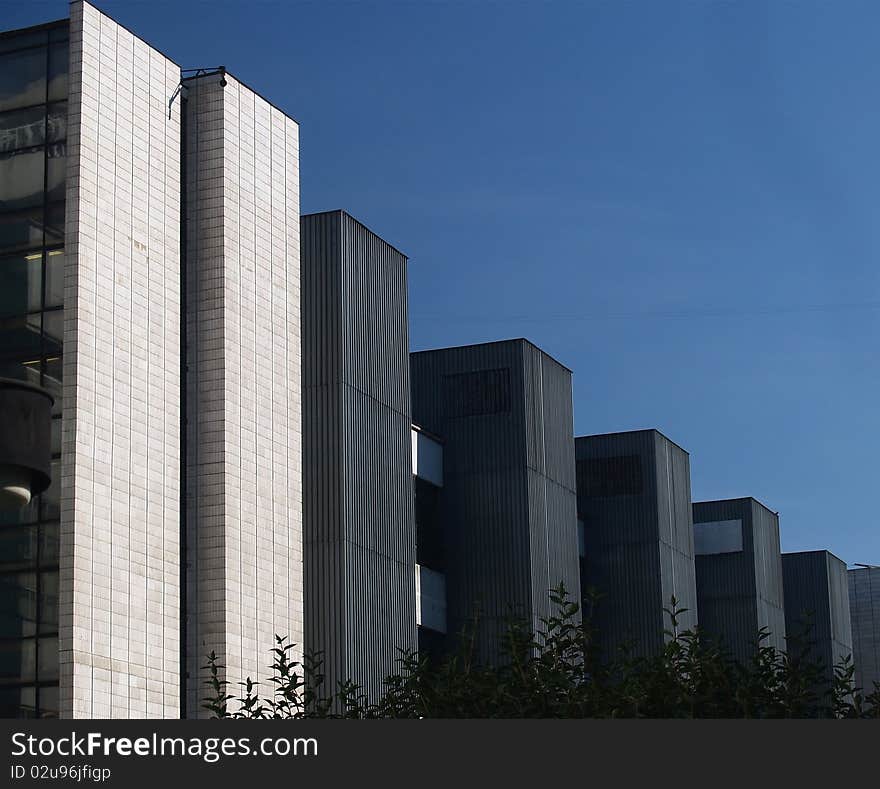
[0,21,68,719]
[415,477,446,665]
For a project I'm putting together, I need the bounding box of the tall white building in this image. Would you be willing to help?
[0,0,302,718]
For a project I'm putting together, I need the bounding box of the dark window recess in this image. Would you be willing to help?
[415,477,444,572]
[577,455,644,497]
[579,556,591,611]
[0,685,36,718]
[0,207,45,254]
[443,367,511,418]
[417,625,447,667]
[0,251,42,317]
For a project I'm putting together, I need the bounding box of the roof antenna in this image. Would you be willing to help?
[168,66,227,119]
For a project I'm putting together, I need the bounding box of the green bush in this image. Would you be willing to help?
[203,584,880,719]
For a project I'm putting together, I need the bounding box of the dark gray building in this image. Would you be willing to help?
[848,565,880,696]
[301,210,417,700]
[410,339,580,663]
[781,551,852,678]
[692,498,786,662]
[575,430,698,659]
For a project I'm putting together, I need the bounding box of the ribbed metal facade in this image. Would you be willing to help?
[848,566,880,695]
[575,430,698,660]
[782,551,853,679]
[693,498,786,662]
[410,340,580,663]
[302,211,416,702]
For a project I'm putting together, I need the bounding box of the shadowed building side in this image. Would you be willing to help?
[782,550,852,688]
[575,429,698,661]
[847,566,879,696]
[410,339,580,664]
[693,497,786,663]
[302,211,416,702]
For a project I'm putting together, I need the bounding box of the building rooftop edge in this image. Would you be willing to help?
[782,548,847,565]
[2,4,301,124]
[79,0,181,67]
[182,69,300,125]
[411,337,573,373]
[693,496,778,514]
[575,428,689,455]
[0,17,68,40]
[302,210,408,260]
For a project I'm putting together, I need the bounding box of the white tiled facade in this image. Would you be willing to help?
[59,1,182,718]
[2,0,301,720]
[184,73,302,717]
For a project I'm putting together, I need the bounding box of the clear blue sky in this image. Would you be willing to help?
[6,1,878,565]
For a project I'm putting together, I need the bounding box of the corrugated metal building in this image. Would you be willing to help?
[692,498,786,662]
[781,551,852,681]
[575,429,698,660]
[301,211,416,701]
[848,566,880,696]
[410,339,580,663]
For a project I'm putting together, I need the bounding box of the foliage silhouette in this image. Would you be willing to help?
[203,584,880,719]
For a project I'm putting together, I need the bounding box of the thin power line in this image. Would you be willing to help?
[412,300,880,324]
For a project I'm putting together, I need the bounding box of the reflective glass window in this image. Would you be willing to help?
[0,147,46,212]
[0,641,37,685]
[0,31,46,54]
[0,685,37,718]
[0,106,45,153]
[44,356,62,416]
[38,685,57,718]
[44,201,64,247]
[46,147,65,203]
[0,493,38,528]
[0,47,46,113]
[38,573,57,634]
[0,313,42,360]
[47,43,68,102]
[0,526,38,571]
[0,355,40,382]
[0,25,66,698]
[50,416,61,455]
[0,251,42,317]
[44,248,63,307]
[0,573,38,639]
[46,102,66,143]
[39,523,59,566]
[42,309,63,356]
[37,638,57,680]
[0,207,44,253]
[40,460,60,521]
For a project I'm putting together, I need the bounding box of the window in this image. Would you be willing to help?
[0,48,46,113]
[0,572,38,638]
[0,147,46,212]
[46,43,67,102]
[0,207,44,254]
[0,313,42,360]
[0,25,67,716]
[0,106,46,153]
[577,455,644,497]
[0,251,42,317]
[443,367,511,418]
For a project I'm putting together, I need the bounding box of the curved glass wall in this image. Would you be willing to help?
[0,21,68,719]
